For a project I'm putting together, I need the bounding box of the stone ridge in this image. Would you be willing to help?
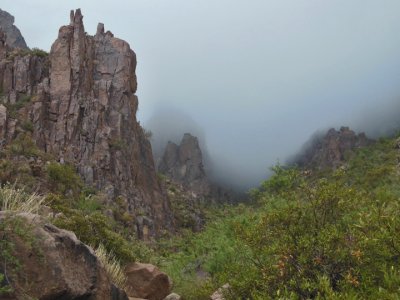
[159,133,210,195]
[293,126,373,169]
[0,8,28,49]
[0,9,172,237]
[159,133,235,204]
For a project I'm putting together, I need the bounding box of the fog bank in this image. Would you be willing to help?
[3,1,400,190]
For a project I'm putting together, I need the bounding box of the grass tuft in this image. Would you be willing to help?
[0,184,45,214]
[94,243,128,291]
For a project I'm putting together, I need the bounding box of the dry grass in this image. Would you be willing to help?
[94,244,128,291]
[0,184,45,214]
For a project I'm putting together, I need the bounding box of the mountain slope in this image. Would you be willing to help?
[0,9,172,237]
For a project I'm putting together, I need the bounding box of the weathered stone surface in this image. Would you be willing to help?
[0,212,128,300]
[0,104,6,141]
[42,9,171,236]
[0,9,28,49]
[292,127,373,169]
[0,29,6,59]
[125,262,172,300]
[210,284,231,300]
[159,133,210,195]
[159,133,236,206]
[164,293,182,300]
[0,9,172,237]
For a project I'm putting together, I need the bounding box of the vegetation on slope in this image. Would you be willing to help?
[2,127,400,299]
[156,136,400,299]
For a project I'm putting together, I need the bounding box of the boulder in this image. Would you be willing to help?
[125,262,172,300]
[210,283,231,300]
[164,293,182,300]
[0,212,128,300]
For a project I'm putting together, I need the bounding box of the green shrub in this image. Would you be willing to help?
[53,210,153,265]
[6,48,48,60]
[46,162,83,195]
[21,120,34,132]
[109,138,127,151]
[0,273,12,295]
[7,133,39,157]
[0,215,40,296]
[30,48,49,58]
[75,195,102,214]
[4,94,31,118]
[155,136,400,299]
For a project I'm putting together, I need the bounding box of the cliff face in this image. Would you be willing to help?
[159,133,210,195]
[0,8,28,49]
[293,127,373,169]
[159,133,234,204]
[0,9,172,237]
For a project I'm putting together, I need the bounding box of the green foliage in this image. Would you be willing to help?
[156,205,255,299]
[53,209,152,264]
[0,215,40,295]
[0,134,49,191]
[0,273,12,294]
[6,48,48,60]
[7,133,39,157]
[75,195,102,214]
[109,138,127,151]
[21,120,34,132]
[29,48,49,58]
[4,94,32,118]
[155,137,400,299]
[46,162,83,195]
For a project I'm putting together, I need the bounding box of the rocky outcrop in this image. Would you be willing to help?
[159,133,210,195]
[292,127,373,169]
[0,9,172,237]
[159,133,235,205]
[0,212,128,300]
[210,284,231,300]
[124,262,172,300]
[162,176,205,231]
[0,9,28,49]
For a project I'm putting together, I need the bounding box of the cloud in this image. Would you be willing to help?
[3,1,400,191]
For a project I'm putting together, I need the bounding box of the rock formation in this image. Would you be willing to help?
[159,133,210,195]
[0,212,128,300]
[159,133,235,205]
[0,9,172,237]
[124,262,172,300]
[0,9,28,49]
[157,133,238,231]
[292,126,373,169]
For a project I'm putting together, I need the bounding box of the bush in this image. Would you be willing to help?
[46,162,83,195]
[155,136,400,299]
[53,210,153,265]
[4,94,31,118]
[7,133,39,157]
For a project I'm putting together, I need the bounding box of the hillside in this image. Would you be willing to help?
[0,6,400,300]
[154,134,400,299]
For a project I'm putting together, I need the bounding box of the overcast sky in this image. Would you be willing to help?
[3,1,400,189]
